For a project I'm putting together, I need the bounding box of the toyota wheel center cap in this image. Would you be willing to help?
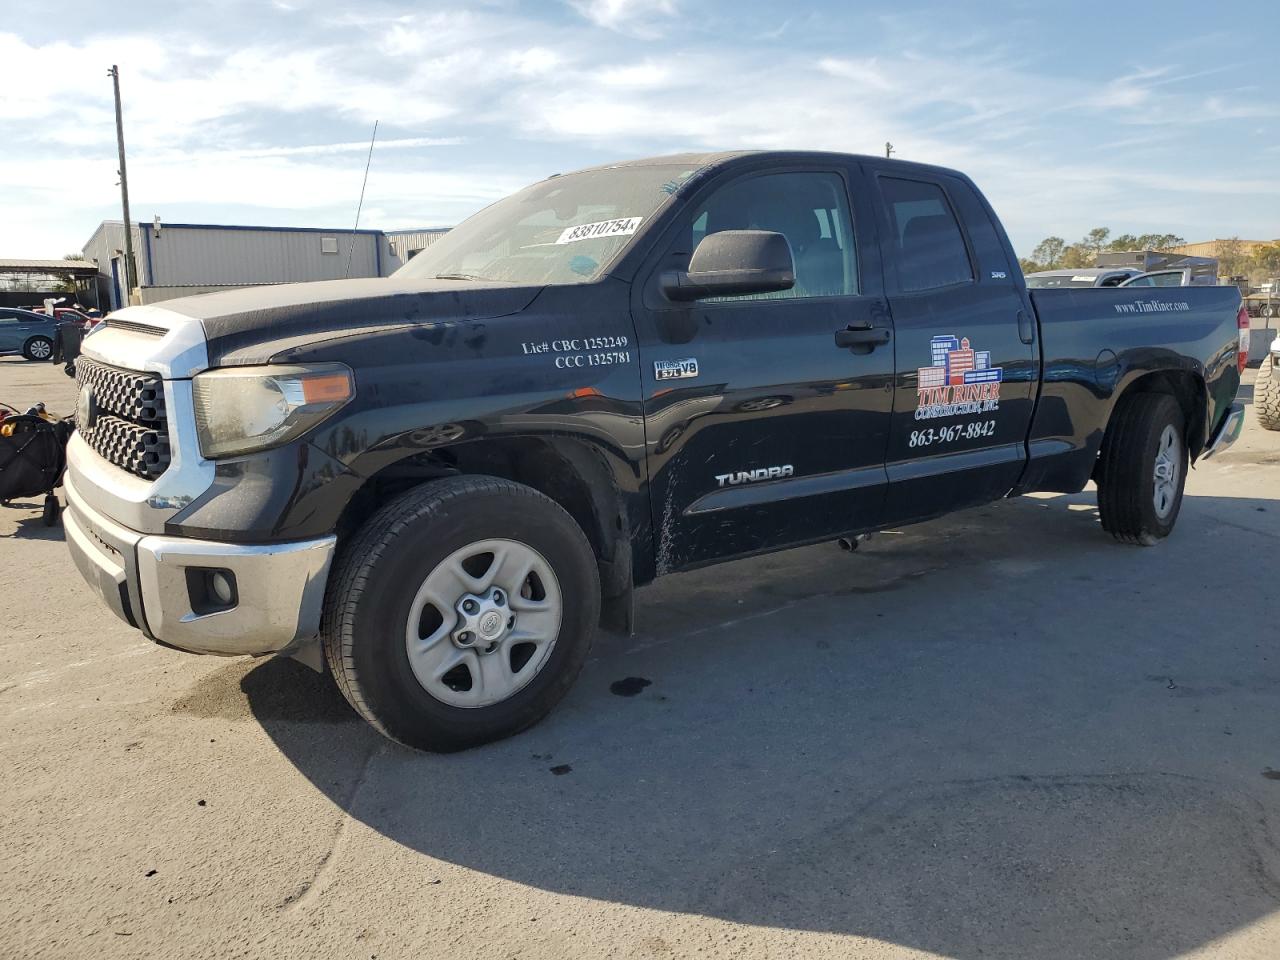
[478,610,504,639]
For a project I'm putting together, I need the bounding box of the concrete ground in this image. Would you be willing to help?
[2,354,1278,960]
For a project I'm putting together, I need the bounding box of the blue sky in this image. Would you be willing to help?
[2,0,1277,258]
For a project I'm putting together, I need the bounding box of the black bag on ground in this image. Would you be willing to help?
[0,416,73,503]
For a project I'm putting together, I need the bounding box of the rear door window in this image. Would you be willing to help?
[880,177,973,292]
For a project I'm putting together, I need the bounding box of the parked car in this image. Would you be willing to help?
[32,306,102,328]
[1025,267,1140,288]
[0,308,58,360]
[1255,335,1280,431]
[62,150,1247,751]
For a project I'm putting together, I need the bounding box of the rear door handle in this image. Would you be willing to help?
[835,324,892,349]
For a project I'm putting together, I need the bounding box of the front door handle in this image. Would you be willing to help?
[835,323,892,349]
[1017,310,1035,345]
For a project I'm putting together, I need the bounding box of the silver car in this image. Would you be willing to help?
[0,308,58,361]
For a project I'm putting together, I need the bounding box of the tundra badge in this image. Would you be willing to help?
[715,465,794,487]
[654,358,699,380]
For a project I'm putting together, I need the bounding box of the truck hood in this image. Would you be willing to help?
[155,277,544,367]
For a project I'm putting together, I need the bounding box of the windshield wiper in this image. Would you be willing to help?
[434,273,487,281]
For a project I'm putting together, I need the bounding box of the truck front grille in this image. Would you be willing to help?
[75,357,171,479]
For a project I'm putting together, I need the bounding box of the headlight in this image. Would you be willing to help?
[192,363,354,459]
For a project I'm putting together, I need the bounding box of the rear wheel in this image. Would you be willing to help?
[321,476,599,752]
[1097,393,1187,545]
[23,336,53,361]
[1255,356,1280,431]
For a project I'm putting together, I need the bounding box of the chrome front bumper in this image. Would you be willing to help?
[63,470,335,656]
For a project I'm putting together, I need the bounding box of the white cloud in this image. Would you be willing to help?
[817,57,894,92]
[566,0,678,34]
[1,9,1278,258]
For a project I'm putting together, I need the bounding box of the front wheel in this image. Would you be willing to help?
[321,476,600,751]
[1255,355,1280,431]
[23,336,53,361]
[1097,393,1188,545]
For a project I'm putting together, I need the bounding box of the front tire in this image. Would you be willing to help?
[1255,356,1280,431]
[23,336,53,361]
[321,476,600,752]
[1097,393,1188,545]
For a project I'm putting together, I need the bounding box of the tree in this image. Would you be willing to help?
[1061,244,1092,269]
[1134,233,1184,251]
[1216,238,1248,276]
[1030,236,1066,270]
[1020,228,1191,269]
[62,252,86,262]
[1080,227,1111,262]
[1253,243,1280,275]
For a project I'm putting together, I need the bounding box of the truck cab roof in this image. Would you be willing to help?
[563,150,973,182]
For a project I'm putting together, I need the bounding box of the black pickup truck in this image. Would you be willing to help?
[63,151,1247,750]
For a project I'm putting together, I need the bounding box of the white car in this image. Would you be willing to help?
[1119,268,1216,288]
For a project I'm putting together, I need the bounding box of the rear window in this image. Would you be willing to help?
[881,177,973,292]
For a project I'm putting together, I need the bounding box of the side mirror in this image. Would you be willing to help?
[661,230,795,302]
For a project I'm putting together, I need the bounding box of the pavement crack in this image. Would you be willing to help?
[1203,513,1280,541]
[278,741,385,912]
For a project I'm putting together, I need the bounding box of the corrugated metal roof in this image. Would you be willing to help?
[0,258,100,272]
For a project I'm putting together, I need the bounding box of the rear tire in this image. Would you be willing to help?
[1097,393,1187,545]
[23,336,53,361]
[321,476,600,752]
[1255,356,1280,432]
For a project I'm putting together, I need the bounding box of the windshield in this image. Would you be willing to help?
[394,164,698,286]
[1025,274,1101,288]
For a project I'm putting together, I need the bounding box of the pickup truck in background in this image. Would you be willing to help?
[62,151,1248,751]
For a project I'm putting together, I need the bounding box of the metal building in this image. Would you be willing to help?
[385,228,451,263]
[82,220,450,310]
[1168,239,1280,260]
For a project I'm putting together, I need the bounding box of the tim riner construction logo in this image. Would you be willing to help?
[915,335,1003,421]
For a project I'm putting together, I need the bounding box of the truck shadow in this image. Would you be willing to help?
[237,489,1280,959]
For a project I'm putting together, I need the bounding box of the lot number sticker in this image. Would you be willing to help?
[555,217,643,244]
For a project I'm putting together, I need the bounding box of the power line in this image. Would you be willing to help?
[345,120,379,279]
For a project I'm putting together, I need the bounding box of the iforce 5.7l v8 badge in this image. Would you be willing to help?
[654,358,699,381]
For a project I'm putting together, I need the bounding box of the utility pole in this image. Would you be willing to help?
[108,65,137,301]
[885,141,895,159]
